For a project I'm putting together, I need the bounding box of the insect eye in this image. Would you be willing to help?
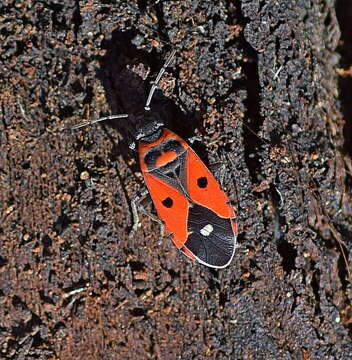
[162,197,173,208]
[197,176,208,188]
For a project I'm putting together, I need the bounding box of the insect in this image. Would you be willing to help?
[73,50,238,268]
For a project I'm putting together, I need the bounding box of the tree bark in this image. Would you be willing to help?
[1,0,351,358]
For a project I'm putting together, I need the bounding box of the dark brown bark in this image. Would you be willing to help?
[1,0,351,359]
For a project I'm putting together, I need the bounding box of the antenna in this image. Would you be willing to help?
[144,49,176,111]
[71,114,128,130]
[71,50,176,130]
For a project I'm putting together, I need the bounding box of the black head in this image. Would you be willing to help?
[135,112,164,144]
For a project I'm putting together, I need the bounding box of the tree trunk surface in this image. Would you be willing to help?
[1,1,351,359]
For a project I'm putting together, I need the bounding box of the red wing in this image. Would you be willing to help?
[142,171,189,248]
[186,148,235,219]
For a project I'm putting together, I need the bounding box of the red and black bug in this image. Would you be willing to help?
[73,50,238,268]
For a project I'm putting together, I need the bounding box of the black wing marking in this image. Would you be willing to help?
[144,138,188,196]
[184,203,236,268]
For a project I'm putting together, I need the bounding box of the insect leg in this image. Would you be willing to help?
[209,161,227,187]
[130,190,165,238]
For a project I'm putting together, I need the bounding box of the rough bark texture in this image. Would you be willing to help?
[1,0,352,359]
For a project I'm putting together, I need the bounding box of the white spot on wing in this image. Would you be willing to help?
[200,224,213,237]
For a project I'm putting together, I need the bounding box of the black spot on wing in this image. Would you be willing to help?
[185,203,235,268]
[197,176,208,188]
[162,197,173,208]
